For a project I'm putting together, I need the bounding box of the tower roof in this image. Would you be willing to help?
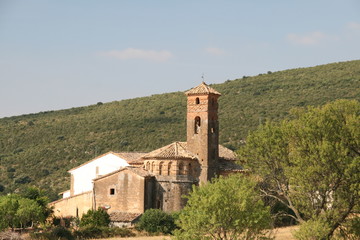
[141,141,237,161]
[142,142,198,160]
[185,82,221,96]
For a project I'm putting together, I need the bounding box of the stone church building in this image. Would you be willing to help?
[50,82,242,222]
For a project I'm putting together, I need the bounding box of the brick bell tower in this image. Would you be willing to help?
[185,82,221,184]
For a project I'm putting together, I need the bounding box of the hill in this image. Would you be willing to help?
[0,60,359,199]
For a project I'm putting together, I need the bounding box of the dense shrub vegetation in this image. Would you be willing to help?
[0,60,359,197]
[174,174,272,240]
[136,209,178,234]
[79,208,110,227]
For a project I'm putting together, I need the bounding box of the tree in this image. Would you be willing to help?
[238,100,360,239]
[80,208,110,227]
[16,197,43,228]
[20,186,52,220]
[174,174,271,240]
[0,195,19,231]
[0,194,43,231]
[136,209,177,234]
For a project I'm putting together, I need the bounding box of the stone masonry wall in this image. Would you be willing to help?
[50,191,93,218]
[94,169,149,214]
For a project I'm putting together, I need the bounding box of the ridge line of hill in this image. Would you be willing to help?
[0,59,359,198]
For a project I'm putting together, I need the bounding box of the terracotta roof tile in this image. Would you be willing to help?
[127,166,152,177]
[218,145,237,161]
[68,151,146,172]
[185,82,221,96]
[142,142,198,160]
[113,152,146,162]
[109,212,142,222]
[94,166,152,181]
[141,142,237,162]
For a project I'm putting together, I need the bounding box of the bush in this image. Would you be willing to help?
[30,226,74,240]
[294,218,331,240]
[52,217,75,228]
[51,226,74,240]
[74,226,134,239]
[136,209,177,234]
[79,208,110,227]
[174,175,272,240]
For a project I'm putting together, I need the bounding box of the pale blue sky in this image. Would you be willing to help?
[1,0,359,118]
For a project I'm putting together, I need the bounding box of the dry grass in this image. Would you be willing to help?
[95,226,298,240]
[95,236,171,240]
[271,226,298,240]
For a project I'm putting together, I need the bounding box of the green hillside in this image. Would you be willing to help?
[1,60,360,199]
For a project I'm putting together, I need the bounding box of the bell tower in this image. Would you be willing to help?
[185,82,221,184]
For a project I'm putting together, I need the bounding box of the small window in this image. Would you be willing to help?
[194,116,201,134]
[179,163,185,175]
[196,98,200,104]
[159,162,163,175]
[167,162,172,176]
[110,188,115,195]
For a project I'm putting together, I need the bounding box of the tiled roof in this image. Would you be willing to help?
[113,152,146,162]
[109,212,142,222]
[141,142,238,162]
[127,166,152,177]
[185,82,221,96]
[67,151,146,172]
[94,166,152,181]
[218,145,237,161]
[142,142,198,160]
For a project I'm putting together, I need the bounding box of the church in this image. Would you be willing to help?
[50,82,242,224]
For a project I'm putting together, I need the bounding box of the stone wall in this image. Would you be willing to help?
[50,191,93,218]
[155,176,196,212]
[94,169,153,214]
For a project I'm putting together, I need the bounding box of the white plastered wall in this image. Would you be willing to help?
[69,153,130,195]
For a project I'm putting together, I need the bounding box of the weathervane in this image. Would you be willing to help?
[201,73,205,83]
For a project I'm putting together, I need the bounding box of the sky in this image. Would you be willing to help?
[0,0,359,118]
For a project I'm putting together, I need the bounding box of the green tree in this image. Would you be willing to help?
[136,209,177,234]
[0,195,19,231]
[20,186,52,220]
[0,194,43,231]
[174,174,271,240]
[238,99,360,239]
[16,197,43,228]
[80,208,110,227]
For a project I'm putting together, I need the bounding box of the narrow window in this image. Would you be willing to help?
[196,97,200,104]
[151,162,155,172]
[167,162,172,176]
[178,163,184,175]
[159,162,163,175]
[110,188,115,195]
[194,116,201,134]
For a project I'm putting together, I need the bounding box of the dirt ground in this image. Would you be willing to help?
[98,226,299,240]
